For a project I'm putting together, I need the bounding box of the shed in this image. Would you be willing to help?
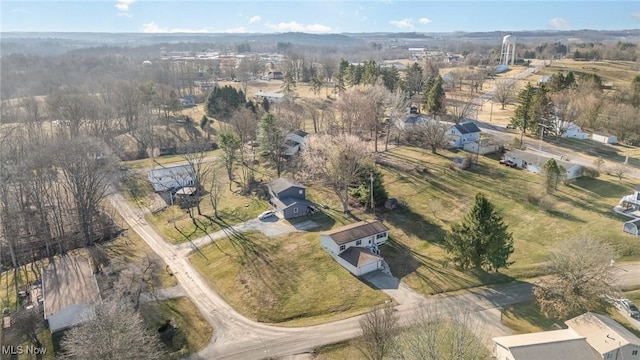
[623,219,640,236]
[148,164,195,192]
[591,133,618,144]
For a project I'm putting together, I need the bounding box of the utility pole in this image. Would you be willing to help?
[370,173,375,216]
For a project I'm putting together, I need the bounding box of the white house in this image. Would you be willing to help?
[562,123,589,139]
[493,312,640,360]
[623,218,640,236]
[503,149,584,180]
[283,130,309,156]
[619,185,640,212]
[447,122,482,148]
[592,133,618,144]
[254,91,285,104]
[320,221,389,276]
[148,164,196,192]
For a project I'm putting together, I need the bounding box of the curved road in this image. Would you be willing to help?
[108,191,640,360]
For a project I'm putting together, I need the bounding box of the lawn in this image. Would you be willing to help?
[139,297,213,358]
[314,341,365,360]
[369,147,640,296]
[189,230,390,325]
[538,59,640,89]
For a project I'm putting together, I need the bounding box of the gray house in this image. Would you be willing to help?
[267,178,313,219]
[623,218,640,236]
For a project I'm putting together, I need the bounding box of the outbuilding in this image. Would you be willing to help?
[623,219,640,236]
[591,133,618,144]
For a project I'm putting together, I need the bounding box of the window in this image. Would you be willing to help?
[376,232,387,240]
[356,240,361,246]
[339,245,345,251]
[293,207,298,214]
[299,189,303,195]
[607,354,613,359]
[632,350,638,356]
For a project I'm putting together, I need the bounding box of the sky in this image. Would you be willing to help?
[1,1,639,33]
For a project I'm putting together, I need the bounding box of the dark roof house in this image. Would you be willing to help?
[267,178,312,219]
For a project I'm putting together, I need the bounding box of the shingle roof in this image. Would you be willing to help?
[507,339,600,360]
[268,178,305,195]
[505,149,580,170]
[43,257,102,320]
[338,247,382,268]
[294,130,309,137]
[323,221,389,245]
[565,312,640,355]
[453,122,481,134]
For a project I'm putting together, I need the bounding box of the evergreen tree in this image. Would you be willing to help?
[281,71,297,95]
[444,193,514,271]
[381,66,401,91]
[262,97,270,112]
[361,60,380,85]
[218,130,241,189]
[404,62,424,96]
[349,166,388,209]
[529,85,553,131]
[511,82,535,134]
[422,75,446,117]
[205,85,248,120]
[258,113,286,177]
[543,159,563,193]
[310,75,323,96]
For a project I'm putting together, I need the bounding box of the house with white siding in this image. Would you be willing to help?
[503,149,584,180]
[320,221,389,276]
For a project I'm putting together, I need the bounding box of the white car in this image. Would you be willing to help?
[258,210,276,220]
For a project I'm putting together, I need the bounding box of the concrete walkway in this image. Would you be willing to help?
[139,284,186,303]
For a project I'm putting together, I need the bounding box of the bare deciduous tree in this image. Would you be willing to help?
[550,90,581,140]
[208,167,224,218]
[107,255,161,310]
[385,89,410,151]
[413,119,449,154]
[61,300,165,360]
[358,304,398,360]
[446,92,478,123]
[534,237,617,319]
[302,134,372,213]
[493,79,515,110]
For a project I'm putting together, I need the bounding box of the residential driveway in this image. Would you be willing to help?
[362,271,426,306]
[139,284,186,303]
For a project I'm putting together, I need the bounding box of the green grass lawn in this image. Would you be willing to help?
[370,147,640,296]
[139,297,213,358]
[314,341,365,360]
[189,230,390,325]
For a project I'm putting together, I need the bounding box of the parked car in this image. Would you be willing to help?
[506,124,517,130]
[499,159,517,168]
[258,210,276,220]
[619,299,640,319]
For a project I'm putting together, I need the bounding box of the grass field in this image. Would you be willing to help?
[365,146,640,296]
[538,59,640,88]
[139,297,213,358]
[189,230,390,325]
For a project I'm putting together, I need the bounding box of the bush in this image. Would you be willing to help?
[583,167,600,178]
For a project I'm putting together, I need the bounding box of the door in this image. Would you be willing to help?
[359,261,380,275]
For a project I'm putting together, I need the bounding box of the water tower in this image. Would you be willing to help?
[500,35,517,66]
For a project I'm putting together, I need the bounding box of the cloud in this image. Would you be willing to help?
[142,22,209,33]
[418,18,431,24]
[118,12,133,18]
[115,0,135,11]
[548,17,570,30]
[265,21,331,33]
[11,8,27,13]
[389,18,414,30]
[248,16,261,24]
[632,12,640,20]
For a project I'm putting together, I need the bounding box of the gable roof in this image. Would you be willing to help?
[323,221,389,245]
[507,338,600,360]
[565,312,640,355]
[452,122,481,134]
[339,247,382,268]
[505,149,581,170]
[148,164,195,192]
[268,178,305,195]
[404,115,432,125]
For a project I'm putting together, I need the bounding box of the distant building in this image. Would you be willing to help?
[148,164,195,192]
[503,149,584,180]
[254,91,285,104]
[447,122,482,148]
[591,133,618,144]
[180,96,195,107]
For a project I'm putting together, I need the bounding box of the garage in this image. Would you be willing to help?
[338,247,383,276]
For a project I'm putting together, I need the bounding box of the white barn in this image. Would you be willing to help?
[254,91,284,103]
[591,133,618,144]
[148,164,196,192]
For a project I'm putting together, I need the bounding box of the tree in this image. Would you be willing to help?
[310,74,323,96]
[543,159,563,193]
[444,193,514,271]
[593,156,605,173]
[534,237,616,318]
[550,90,580,140]
[511,82,536,134]
[404,62,424,96]
[392,304,489,360]
[208,167,224,218]
[446,92,478,124]
[54,137,116,247]
[423,76,446,117]
[107,255,161,310]
[493,80,515,109]
[357,304,398,360]
[349,165,388,210]
[12,307,44,348]
[302,134,371,213]
[218,130,241,189]
[385,89,410,151]
[258,113,286,177]
[205,85,249,120]
[61,300,165,360]
[610,164,629,180]
[413,119,448,154]
[281,71,297,96]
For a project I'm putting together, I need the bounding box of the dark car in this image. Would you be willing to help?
[620,299,640,319]
[500,159,517,168]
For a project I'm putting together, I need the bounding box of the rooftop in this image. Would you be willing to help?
[254,91,284,98]
[323,221,389,245]
[505,149,578,170]
[43,257,102,320]
[338,247,382,268]
[565,312,640,355]
[452,122,481,134]
[494,329,583,348]
[268,177,305,195]
[293,129,309,137]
